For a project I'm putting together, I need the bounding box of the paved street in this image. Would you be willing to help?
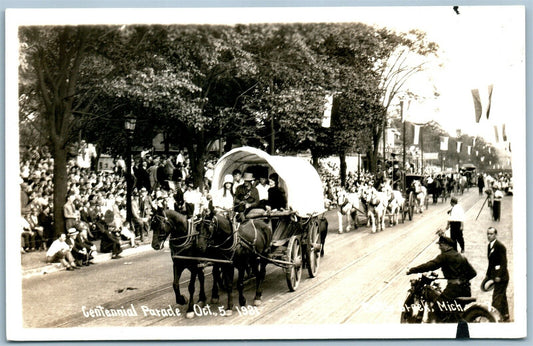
[21,189,513,329]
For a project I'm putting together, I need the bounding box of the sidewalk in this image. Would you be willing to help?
[21,234,155,279]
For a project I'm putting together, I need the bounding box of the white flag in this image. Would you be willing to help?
[413,124,420,145]
[440,136,448,151]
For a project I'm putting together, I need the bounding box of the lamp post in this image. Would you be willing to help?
[124,114,137,226]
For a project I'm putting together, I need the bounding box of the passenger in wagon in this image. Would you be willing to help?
[234,172,261,220]
[266,173,287,211]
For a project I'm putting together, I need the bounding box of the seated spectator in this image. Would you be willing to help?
[66,228,88,267]
[21,214,36,253]
[38,204,54,249]
[76,227,97,265]
[25,207,45,250]
[99,210,123,259]
[46,233,79,270]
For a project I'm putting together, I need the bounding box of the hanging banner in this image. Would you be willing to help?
[486,84,494,120]
[413,124,420,145]
[489,147,492,154]
[502,123,507,142]
[471,89,483,123]
[476,150,479,156]
[467,146,471,155]
[472,137,476,148]
[321,94,333,128]
[440,136,448,151]
[456,141,462,153]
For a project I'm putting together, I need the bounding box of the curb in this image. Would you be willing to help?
[22,243,154,279]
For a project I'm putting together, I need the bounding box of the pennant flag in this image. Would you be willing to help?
[456,141,462,153]
[472,137,476,148]
[502,123,507,142]
[440,136,449,151]
[486,84,494,119]
[467,146,471,155]
[471,89,483,123]
[494,125,499,143]
[413,124,420,145]
[321,94,333,128]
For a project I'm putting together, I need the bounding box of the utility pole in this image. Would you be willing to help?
[401,100,406,192]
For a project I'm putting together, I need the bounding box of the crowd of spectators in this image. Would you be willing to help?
[19,145,219,268]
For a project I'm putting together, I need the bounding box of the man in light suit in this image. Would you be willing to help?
[485,227,510,321]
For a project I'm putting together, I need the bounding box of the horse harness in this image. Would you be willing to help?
[154,210,199,250]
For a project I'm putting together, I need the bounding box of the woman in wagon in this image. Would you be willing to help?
[212,174,234,214]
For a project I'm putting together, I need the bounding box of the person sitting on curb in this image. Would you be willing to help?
[45,233,79,270]
[65,228,87,267]
[76,227,97,265]
[99,210,123,259]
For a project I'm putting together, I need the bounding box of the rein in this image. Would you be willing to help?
[154,210,198,249]
[203,215,239,252]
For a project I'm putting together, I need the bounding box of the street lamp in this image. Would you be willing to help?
[124,114,137,229]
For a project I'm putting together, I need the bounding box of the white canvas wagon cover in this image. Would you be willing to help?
[210,146,325,217]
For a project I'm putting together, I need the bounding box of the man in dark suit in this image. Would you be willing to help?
[485,227,510,321]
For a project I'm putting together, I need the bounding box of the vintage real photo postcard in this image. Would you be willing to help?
[5,5,526,340]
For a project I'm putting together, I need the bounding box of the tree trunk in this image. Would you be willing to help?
[339,151,347,187]
[52,143,68,238]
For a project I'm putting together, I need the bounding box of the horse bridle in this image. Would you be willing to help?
[201,214,238,252]
[153,210,198,249]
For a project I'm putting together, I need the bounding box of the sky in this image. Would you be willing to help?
[350,6,525,146]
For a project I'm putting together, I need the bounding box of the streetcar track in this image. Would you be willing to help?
[52,191,478,327]
[249,192,479,325]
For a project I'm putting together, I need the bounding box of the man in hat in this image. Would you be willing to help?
[407,235,477,318]
[447,197,465,253]
[484,227,509,321]
[234,172,260,217]
[46,233,78,270]
[65,228,87,267]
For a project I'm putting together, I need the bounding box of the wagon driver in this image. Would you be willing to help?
[234,172,261,219]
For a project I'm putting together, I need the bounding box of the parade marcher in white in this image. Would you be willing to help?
[447,197,465,253]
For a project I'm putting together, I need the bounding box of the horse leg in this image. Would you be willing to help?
[223,264,234,316]
[369,212,376,233]
[185,267,197,319]
[253,259,267,306]
[337,210,343,234]
[210,264,221,304]
[237,263,247,307]
[197,265,207,307]
[173,261,187,305]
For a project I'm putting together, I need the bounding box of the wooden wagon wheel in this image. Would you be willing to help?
[285,235,303,291]
[306,219,321,278]
[408,191,415,220]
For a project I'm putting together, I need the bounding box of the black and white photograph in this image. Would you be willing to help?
[5,5,526,340]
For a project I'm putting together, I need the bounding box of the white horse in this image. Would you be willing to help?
[388,190,405,225]
[337,188,362,233]
[412,180,427,213]
[361,186,386,233]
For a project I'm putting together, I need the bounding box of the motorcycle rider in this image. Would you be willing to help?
[406,235,477,319]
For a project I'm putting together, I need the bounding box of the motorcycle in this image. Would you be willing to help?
[401,272,501,323]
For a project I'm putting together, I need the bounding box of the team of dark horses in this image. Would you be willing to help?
[150,205,327,318]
